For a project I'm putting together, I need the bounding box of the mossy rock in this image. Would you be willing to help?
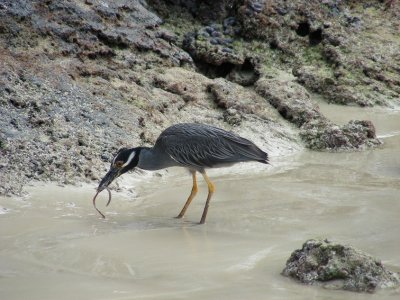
[283,239,400,293]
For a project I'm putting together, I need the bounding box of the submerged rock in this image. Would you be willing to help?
[300,119,381,150]
[283,239,400,293]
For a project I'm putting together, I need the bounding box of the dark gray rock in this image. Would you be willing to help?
[0,0,191,66]
[148,0,234,23]
[283,239,400,293]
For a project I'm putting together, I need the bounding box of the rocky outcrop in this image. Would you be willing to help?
[1,0,398,195]
[234,0,400,107]
[283,239,400,293]
[182,21,260,86]
[255,78,381,150]
[0,51,143,195]
[0,0,192,65]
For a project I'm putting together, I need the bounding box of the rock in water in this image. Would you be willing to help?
[282,239,400,293]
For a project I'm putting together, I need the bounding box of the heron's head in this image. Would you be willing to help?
[97,147,140,192]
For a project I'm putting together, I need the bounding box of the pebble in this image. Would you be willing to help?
[223,38,233,44]
[198,31,210,38]
[245,8,253,17]
[276,7,288,15]
[210,38,219,45]
[204,26,214,34]
[224,28,234,35]
[223,17,236,28]
[222,47,233,53]
[210,23,221,30]
[250,2,264,13]
[211,31,221,37]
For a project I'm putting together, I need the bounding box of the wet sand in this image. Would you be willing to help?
[1,104,399,299]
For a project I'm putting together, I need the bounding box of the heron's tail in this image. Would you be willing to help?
[233,142,269,164]
[257,152,269,164]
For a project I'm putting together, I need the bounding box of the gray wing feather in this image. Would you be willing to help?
[153,123,268,169]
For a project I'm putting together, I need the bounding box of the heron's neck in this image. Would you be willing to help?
[137,146,174,171]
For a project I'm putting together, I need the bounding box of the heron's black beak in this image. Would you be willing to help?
[97,168,120,192]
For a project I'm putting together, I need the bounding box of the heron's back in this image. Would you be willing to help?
[153,123,268,170]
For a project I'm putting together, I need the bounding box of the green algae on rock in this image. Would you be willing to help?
[282,239,400,293]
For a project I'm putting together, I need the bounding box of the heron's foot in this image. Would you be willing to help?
[175,214,184,219]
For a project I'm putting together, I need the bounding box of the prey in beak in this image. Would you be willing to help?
[92,147,139,218]
[92,187,112,219]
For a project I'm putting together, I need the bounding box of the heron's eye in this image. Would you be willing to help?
[115,161,124,168]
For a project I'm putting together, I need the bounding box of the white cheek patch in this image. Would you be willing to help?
[122,151,136,168]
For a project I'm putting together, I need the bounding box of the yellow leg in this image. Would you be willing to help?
[176,170,198,218]
[199,171,215,224]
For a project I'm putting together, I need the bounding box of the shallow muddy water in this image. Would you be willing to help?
[1,104,399,300]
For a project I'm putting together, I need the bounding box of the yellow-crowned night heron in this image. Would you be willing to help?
[97,123,268,224]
